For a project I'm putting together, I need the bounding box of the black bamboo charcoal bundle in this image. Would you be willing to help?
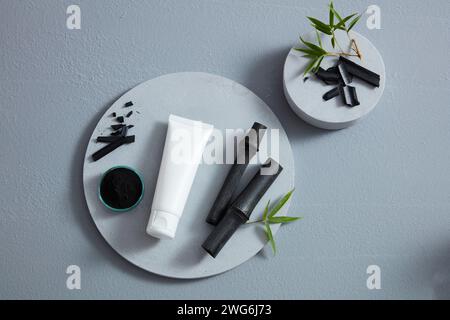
[202,158,283,258]
[206,122,267,225]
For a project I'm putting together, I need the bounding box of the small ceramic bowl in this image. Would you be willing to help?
[98,166,144,212]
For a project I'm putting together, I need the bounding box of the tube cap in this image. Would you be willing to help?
[146,210,179,240]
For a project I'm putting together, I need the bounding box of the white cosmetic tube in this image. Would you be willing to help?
[146,114,214,239]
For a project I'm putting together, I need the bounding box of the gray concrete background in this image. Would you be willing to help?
[0,0,449,299]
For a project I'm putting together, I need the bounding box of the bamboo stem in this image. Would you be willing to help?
[326,52,359,57]
[246,219,263,225]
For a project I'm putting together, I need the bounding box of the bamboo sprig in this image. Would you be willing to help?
[295,1,363,76]
[247,189,302,255]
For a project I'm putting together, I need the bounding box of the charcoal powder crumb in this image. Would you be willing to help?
[124,101,133,107]
[111,112,117,117]
[126,111,133,118]
[116,116,124,123]
[111,124,125,131]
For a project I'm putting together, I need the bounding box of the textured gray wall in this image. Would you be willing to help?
[1,0,449,299]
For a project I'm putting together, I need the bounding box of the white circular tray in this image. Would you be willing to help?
[83,72,295,279]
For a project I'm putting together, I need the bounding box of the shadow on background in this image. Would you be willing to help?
[431,245,450,299]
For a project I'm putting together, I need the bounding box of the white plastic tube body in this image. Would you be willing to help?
[146,114,214,239]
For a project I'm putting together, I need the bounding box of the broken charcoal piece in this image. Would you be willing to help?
[339,57,380,87]
[328,66,352,84]
[111,124,125,131]
[116,116,124,123]
[325,66,342,85]
[92,135,135,161]
[323,87,340,101]
[303,77,309,83]
[326,65,353,82]
[111,130,122,136]
[338,84,347,106]
[126,111,133,118]
[315,67,340,85]
[339,85,360,107]
[346,86,360,107]
[337,63,352,85]
[111,112,117,117]
[120,125,128,137]
[97,136,121,143]
[326,66,338,73]
[124,101,133,107]
[127,125,134,129]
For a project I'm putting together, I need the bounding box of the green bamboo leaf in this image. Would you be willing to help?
[269,189,295,218]
[265,222,276,255]
[347,14,361,32]
[262,200,270,221]
[329,1,334,26]
[334,13,357,29]
[307,17,330,30]
[329,5,343,22]
[300,37,326,55]
[303,57,318,76]
[294,47,321,57]
[313,56,324,73]
[315,30,323,48]
[268,216,302,224]
[309,21,332,35]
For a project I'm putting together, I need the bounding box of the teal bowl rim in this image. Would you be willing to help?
[98,165,145,213]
